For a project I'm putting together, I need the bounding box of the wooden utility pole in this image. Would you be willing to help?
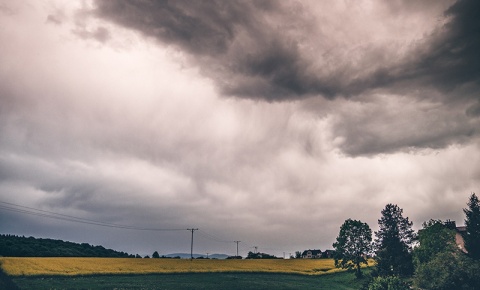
[187,228,198,259]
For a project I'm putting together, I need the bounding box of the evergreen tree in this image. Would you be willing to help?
[374,204,415,277]
[464,193,480,260]
[333,218,372,279]
[152,251,160,258]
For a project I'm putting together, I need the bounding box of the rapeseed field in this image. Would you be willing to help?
[0,257,350,276]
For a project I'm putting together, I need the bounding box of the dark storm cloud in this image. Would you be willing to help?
[396,0,480,99]
[93,0,347,100]
[427,0,480,90]
[330,96,478,156]
[93,0,480,102]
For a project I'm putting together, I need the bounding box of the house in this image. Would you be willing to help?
[445,220,467,253]
[322,249,336,258]
[455,226,467,253]
[302,249,322,259]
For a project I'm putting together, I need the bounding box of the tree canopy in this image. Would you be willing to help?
[412,219,480,290]
[413,220,457,266]
[333,218,372,278]
[374,204,415,277]
[0,234,133,257]
[464,192,480,260]
[245,251,278,259]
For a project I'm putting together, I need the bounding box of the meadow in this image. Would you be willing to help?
[10,272,371,290]
[0,258,373,289]
[0,257,345,276]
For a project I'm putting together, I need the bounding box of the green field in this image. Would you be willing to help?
[0,258,372,289]
[9,272,370,290]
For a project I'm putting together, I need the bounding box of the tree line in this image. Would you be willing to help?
[0,235,133,258]
[332,193,480,289]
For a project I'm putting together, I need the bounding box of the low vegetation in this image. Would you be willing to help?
[10,271,371,290]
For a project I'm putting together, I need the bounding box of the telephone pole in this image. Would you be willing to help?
[234,241,241,257]
[187,228,198,259]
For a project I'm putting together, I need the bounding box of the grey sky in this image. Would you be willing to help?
[0,0,479,257]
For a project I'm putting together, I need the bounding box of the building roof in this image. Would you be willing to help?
[302,249,321,255]
[456,226,466,232]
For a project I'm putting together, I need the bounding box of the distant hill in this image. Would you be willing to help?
[0,234,133,258]
[165,253,230,259]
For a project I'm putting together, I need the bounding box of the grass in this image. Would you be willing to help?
[11,271,371,290]
[0,257,350,276]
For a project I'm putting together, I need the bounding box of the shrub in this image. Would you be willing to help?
[368,276,410,290]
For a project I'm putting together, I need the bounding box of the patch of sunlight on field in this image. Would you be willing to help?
[0,258,370,276]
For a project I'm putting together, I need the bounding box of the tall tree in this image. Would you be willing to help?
[333,218,372,279]
[464,193,480,260]
[374,204,415,277]
[413,220,457,266]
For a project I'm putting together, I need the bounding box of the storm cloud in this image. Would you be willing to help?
[93,0,480,102]
[0,0,479,257]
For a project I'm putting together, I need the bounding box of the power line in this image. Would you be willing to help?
[197,229,233,243]
[0,201,186,231]
[1,200,295,256]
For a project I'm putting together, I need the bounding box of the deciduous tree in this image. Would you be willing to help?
[412,219,468,289]
[295,251,302,259]
[413,220,457,266]
[333,218,372,279]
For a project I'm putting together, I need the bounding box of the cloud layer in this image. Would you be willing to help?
[0,0,479,256]
[94,0,480,102]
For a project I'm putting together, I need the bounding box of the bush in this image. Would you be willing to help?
[414,253,480,290]
[368,276,410,290]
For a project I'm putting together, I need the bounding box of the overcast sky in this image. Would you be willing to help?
[1,0,479,257]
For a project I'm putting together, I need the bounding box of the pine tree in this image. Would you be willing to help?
[464,193,480,260]
[374,204,415,277]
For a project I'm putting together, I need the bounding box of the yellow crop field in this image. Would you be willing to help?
[0,257,356,276]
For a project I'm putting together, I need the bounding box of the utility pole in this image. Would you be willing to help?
[187,228,198,259]
[234,241,241,257]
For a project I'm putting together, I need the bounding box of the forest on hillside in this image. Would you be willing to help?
[0,234,133,258]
